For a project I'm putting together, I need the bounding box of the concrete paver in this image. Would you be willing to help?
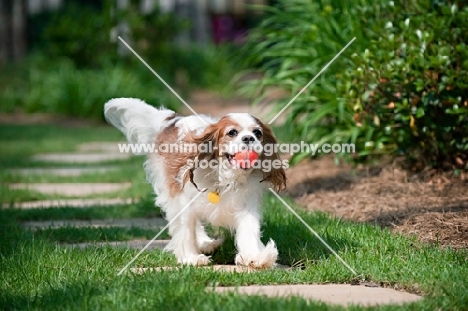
[131,264,291,274]
[10,183,131,196]
[32,153,132,163]
[8,167,118,177]
[22,217,166,229]
[4,198,135,209]
[67,239,170,251]
[77,142,127,153]
[212,284,422,307]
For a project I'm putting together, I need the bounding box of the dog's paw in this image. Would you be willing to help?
[178,254,211,266]
[198,238,224,254]
[235,240,278,269]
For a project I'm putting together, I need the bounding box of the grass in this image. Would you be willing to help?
[1,195,468,310]
[1,124,468,309]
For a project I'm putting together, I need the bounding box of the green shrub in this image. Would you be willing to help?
[345,1,468,170]
[9,57,178,120]
[0,0,239,119]
[37,2,116,68]
[243,0,468,171]
[144,44,238,92]
[36,0,185,69]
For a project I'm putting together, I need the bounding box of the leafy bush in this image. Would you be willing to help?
[345,1,468,170]
[36,2,115,68]
[1,0,238,119]
[36,0,234,90]
[36,0,185,69]
[2,56,178,120]
[144,44,238,92]
[243,0,468,170]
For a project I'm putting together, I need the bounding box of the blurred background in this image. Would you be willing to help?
[0,0,269,121]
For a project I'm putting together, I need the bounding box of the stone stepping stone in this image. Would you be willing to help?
[212,284,422,307]
[8,167,118,177]
[77,142,127,153]
[4,198,135,209]
[131,264,291,274]
[9,183,131,197]
[22,217,167,229]
[32,153,132,164]
[66,239,170,251]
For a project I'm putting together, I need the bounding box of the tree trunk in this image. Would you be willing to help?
[12,0,26,61]
[0,0,10,65]
[0,0,27,65]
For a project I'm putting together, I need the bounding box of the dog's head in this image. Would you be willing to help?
[187,113,286,192]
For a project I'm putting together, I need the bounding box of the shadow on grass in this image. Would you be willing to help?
[265,212,359,267]
[210,206,359,267]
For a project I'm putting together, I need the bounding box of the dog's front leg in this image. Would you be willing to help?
[234,210,278,269]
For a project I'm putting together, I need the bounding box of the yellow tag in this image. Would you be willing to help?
[207,191,220,204]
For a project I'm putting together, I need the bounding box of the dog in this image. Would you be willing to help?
[104,98,286,268]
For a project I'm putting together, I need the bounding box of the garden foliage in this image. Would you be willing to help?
[243,0,468,170]
[1,0,235,119]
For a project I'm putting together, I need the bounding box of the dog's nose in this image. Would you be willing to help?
[242,135,255,144]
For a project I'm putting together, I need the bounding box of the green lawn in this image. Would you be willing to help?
[1,124,468,310]
[1,196,468,310]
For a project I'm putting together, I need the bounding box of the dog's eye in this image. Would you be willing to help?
[253,129,262,138]
[227,129,238,137]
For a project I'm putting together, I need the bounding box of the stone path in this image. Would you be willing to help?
[212,284,422,307]
[32,153,131,163]
[10,183,131,197]
[77,142,126,153]
[8,166,118,177]
[22,217,167,229]
[6,198,135,209]
[7,141,134,209]
[67,239,170,251]
[131,264,291,274]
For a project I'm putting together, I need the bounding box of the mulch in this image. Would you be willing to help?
[285,156,468,249]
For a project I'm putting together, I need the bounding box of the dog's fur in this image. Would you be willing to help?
[104,98,286,267]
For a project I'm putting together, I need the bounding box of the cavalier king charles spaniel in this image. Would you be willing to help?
[104,98,286,268]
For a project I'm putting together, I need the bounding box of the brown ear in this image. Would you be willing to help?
[255,118,287,192]
[186,123,222,160]
[178,123,222,191]
[156,120,224,196]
